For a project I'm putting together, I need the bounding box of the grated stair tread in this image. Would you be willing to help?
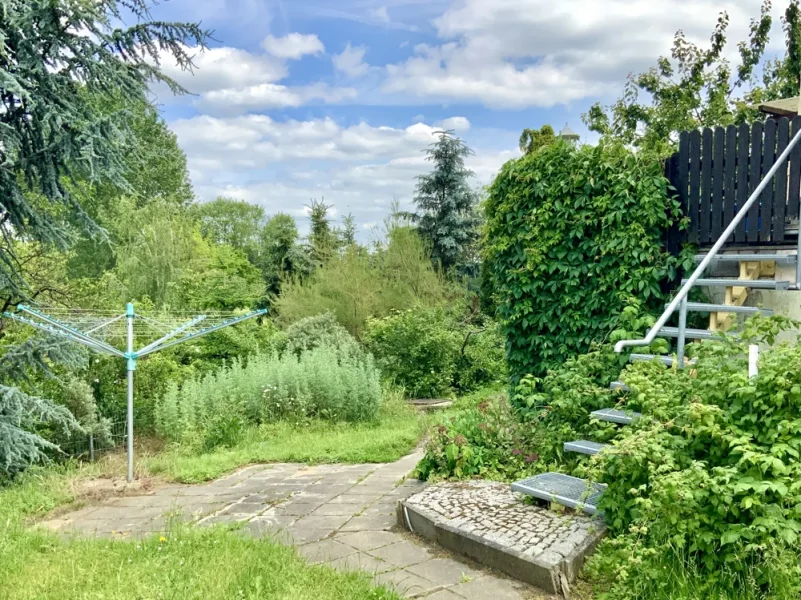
[677,302,773,315]
[694,253,796,266]
[564,440,608,455]
[511,473,606,516]
[683,278,791,290]
[591,407,642,425]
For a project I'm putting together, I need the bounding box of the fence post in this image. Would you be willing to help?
[749,344,759,379]
[89,432,95,462]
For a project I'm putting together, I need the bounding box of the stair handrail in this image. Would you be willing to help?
[615,126,801,354]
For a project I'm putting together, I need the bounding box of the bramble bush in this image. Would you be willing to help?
[155,345,382,449]
[483,140,689,383]
[586,317,801,599]
[414,305,654,480]
[364,307,507,399]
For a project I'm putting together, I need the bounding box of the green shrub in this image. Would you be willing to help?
[155,346,382,444]
[284,312,362,358]
[483,140,689,383]
[416,393,534,481]
[455,322,508,392]
[365,308,461,398]
[365,308,510,398]
[586,317,801,597]
[275,226,449,337]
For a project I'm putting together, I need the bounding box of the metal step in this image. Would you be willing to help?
[658,326,720,340]
[564,440,608,456]
[511,473,606,516]
[610,381,629,391]
[694,253,796,266]
[630,353,677,366]
[591,408,642,425]
[675,303,773,315]
[683,278,791,290]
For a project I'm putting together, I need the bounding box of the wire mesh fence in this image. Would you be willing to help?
[57,408,128,461]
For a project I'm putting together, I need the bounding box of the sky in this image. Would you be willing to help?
[143,0,790,239]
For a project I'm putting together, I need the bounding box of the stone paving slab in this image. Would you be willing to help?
[40,453,553,599]
[400,480,605,597]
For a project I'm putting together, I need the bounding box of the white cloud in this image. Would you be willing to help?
[435,116,471,132]
[169,114,514,237]
[371,6,391,22]
[333,43,370,77]
[198,83,358,114]
[262,33,325,59]
[383,0,780,108]
[158,45,286,95]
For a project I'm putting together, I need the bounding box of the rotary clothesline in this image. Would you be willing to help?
[3,303,267,481]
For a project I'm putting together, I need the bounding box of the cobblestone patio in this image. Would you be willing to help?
[41,452,551,599]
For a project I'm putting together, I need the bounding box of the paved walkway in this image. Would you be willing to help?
[43,452,547,599]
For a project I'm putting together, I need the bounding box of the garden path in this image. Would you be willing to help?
[42,451,549,599]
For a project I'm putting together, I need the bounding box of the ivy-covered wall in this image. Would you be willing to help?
[483,141,688,383]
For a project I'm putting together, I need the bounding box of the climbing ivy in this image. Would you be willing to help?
[483,141,689,383]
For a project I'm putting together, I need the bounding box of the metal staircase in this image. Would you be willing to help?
[511,126,801,517]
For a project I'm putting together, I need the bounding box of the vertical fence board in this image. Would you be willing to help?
[747,121,763,243]
[760,119,776,242]
[789,116,801,222]
[688,129,701,245]
[700,128,713,244]
[774,118,789,244]
[724,125,737,242]
[735,122,750,243]
[711,127,725,241]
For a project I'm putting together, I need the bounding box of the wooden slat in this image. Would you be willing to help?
[688,129,701,244]
[711,127,725,241]
[700,128,713,244]
[735,122,750,242]
[760,119,776,242]
[747,121,763,242]
[724,125,737,242]
[774,118,789,244]
[677,130,690,215]
[789,116,801,221]
[664,152,683,257]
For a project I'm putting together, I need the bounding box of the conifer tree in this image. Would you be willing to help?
[409,131,480,273]
[0,0,210,477]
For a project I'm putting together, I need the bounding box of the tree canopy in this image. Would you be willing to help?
[584,0,801,155]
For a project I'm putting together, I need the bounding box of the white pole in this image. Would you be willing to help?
[126,302,135,483]
[749,344,759,379]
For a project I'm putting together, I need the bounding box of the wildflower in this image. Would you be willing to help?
[159,536,167,543]
[453,434,468,446]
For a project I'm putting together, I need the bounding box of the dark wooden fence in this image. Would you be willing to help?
[666,117,801,249]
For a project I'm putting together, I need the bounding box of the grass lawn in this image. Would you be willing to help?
[0,398,424,600]
[1,525,399,600]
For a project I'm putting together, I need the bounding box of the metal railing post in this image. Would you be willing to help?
[749,344,759,379]
[126,303,135,483]
[677,297,688,368]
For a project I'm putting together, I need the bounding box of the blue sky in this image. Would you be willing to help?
[141,0,783,238]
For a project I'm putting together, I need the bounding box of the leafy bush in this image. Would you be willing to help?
[284,312,361,358]
[365,307,461,398]
[416,393,535,481]
[275,226,448,337]
[155,346,382,446]
[586,317,801,597]
[483,140,689,383]
[364,307,506,398]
